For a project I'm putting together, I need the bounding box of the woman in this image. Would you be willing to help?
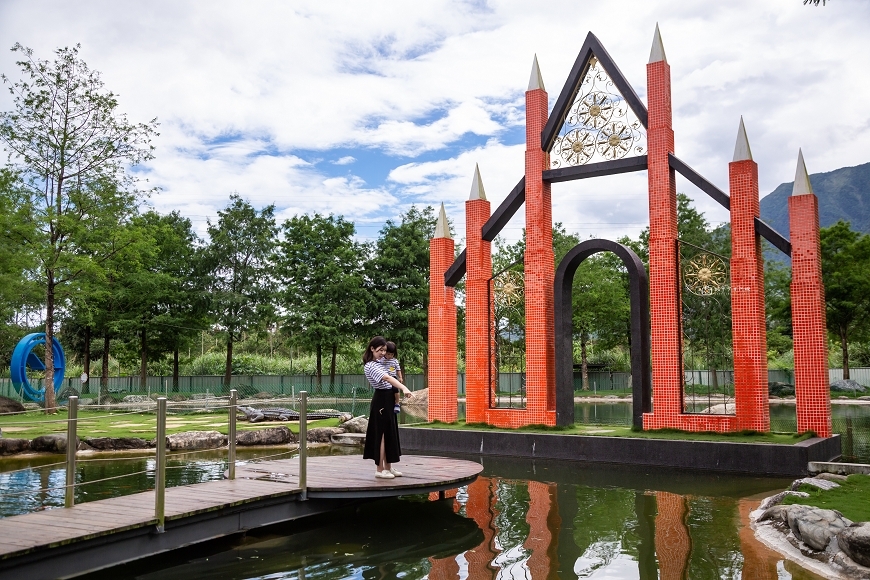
[362,336,413,479]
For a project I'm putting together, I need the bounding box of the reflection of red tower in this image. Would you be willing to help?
[428,204,458,423]
[654,491,691,580]
[524,481,561,579]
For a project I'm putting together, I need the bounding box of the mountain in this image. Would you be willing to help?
[760,161,870,239]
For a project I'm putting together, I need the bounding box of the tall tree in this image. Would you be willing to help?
[276,213,363,386]
[820,220,870,379]
[204,195,276,392]
[0,44,156,410]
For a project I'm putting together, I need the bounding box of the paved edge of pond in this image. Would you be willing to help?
[399,427,842,477]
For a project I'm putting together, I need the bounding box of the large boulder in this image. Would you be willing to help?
[758,490,810,511]
[341,415,368,434]
[786,505,852,551]
[84,437,150,451]
[790,477,841,491]
[164,431,226,451]
[31,433,79,454]
[838,522,870,568]
[307,427,345,443]
[830,379,866,393]
[0,396,25,415]
[768,382,795,397]
[404,387,428,407]
[236,427,295,446]
[0,438,30,455]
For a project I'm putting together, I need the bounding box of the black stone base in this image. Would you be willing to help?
[399,427,841,477]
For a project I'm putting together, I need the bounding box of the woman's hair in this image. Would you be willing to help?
[362,336,387,364]
[386,341,397,355]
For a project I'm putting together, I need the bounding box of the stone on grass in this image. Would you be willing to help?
[768,382,795,397]
[31,433,79,454]
[815,472,849,483]
[341,416,368,434]
[758,490,810,511]
[404,388,428,407]
[84,437,150,451]
[0,438,30,455]
[307,427,345,443]
[338,412,353,423]
[791,477,841,491]
[786,505,852,551]
[838,522,870,568]
[830,379,866,393]
[0,396,25,415]
[165,431,226,451]
[236,427,294,446]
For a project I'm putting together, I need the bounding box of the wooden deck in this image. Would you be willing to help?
[0,454,481,580]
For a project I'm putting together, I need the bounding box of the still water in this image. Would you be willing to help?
[0,449,828,579]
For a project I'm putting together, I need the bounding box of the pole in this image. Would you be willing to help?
[299,391,307,501]
[155,397,166,533]
[228,389,237,480]
[65,396,78,508]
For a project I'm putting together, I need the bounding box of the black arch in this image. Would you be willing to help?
[554,239,651,428]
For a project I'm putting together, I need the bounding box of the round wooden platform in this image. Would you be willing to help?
[234,454,483,498]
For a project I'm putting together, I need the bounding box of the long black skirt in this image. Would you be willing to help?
[363,388,401,465]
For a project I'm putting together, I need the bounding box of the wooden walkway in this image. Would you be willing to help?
[0,454,481,580]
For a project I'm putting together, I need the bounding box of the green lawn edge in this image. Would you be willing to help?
[781,475,870,522]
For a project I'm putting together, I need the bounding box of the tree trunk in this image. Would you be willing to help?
[173,347,180,392]
[316,344,323,387]
[224,336,234,394]
[82,326,91,395]
[330,344,337,390]
[581,331,589,391]
[841,326,850,380]
[140,328,148,390]
[43,276,57,413]
[101,333,110,404]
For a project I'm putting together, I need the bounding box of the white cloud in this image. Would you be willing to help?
[333,156,356,165]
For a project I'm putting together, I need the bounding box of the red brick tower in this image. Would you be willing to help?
[643,26,683,430]
[428,203,458,423]
[789,150,832,437]
[465,165,493,424]
[523,54,557,426]
[729,118,770,431]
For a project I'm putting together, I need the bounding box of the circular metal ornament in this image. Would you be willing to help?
[10,333,66,403]
[596,122,634,160]
[493,270,524,309]
[572,91,614,129]
[558,129,595,166]
[683,253,728,296]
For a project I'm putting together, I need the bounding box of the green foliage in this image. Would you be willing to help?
[782,474,870,522]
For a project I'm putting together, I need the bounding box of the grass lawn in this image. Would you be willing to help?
[412,420,814,444]
[0,409,340,440]
[782,474,870,522]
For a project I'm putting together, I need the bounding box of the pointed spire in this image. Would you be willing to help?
[792,149,814,196]
[434,203,451,239]
[648,23,667,64]
[732,116,753,162]
[469,164,487,200]
[528,54,545,91]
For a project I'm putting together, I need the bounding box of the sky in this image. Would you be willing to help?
[1,0,869,248]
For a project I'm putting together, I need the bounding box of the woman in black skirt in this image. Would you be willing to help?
[362,336,413,479]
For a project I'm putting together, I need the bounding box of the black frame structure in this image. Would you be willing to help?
[554,239,651,428]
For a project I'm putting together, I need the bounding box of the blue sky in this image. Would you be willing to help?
[1,0,869,246]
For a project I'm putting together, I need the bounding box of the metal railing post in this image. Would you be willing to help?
[155,397,167,533]
[299,391,307,501]
[65,396,78,508]
[228,389,237,480]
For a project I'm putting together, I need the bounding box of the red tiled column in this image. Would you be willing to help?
[523,67,557,427]
[654,492,691,580]
[466,186,492,425]
[729,126,770,432]
[523,481,560,577]
[789,152,831,436]
[642,43,683,430]
[428,210,458,423]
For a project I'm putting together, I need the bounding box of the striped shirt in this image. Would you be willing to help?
[380,357,401,379]
[364,360,393,390]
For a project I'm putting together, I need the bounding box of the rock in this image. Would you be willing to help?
[84,437,150,451]
[331,432,365,446]
[791,477,841,491]
[307,427,345,443]
[768,381,795,397]
[0,438,30,455]
[859,396,870,401]
[341,415,369,434]
[251,392,274,399]
[815,472,849,483]
[31,433,79,454]
[236,427,295,446]
[122,395,152,403]
[786,505,852,551]
[758,490,810,511]
[0,396,26,415]
[165,431,226,451]
[77,441,94,451]
[338,412,353,423]
[758,504,793,524]
[831,379,866,393]
[700,403,733,414]
[838,523,870,568]
[404,388,428,407]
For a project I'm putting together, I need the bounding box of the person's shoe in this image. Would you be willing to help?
[394,404,401,414]
[389,468,403,477]
[375,470,395,479]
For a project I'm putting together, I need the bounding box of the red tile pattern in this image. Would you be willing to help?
[428,237,458,423]
[523,481,560,577]
[465,196,493,424]
[789,194,832,436]
[730,159,771,431]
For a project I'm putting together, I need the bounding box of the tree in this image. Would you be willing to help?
[275,213,364,386]
[204,195,276,392]
[0,44,157,410]
[820,220,870,380]
[364,206,438,372]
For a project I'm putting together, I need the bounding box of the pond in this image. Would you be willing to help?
[0,449,829,579]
